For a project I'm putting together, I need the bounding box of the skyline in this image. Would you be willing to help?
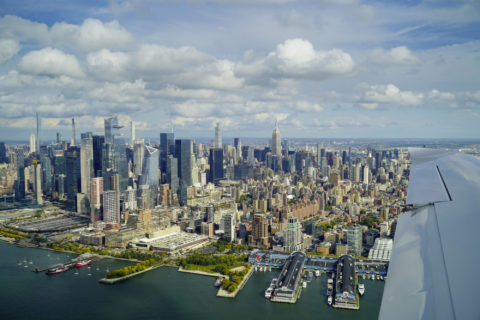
[0,0,479,139]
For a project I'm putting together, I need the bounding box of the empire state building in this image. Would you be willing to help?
[272,121,281,157]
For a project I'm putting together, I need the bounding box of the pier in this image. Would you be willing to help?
[33,253,101,273]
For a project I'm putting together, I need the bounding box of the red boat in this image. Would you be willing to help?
[46,265,69,275]
[75,260,92,267]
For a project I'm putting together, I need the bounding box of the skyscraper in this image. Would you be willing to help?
[272,121,281,157]
[80,133,94,206]
[347,225,363,257]
[283,217,303,252]
[92,135,104,177]
[166,154,179,193]
[90,177,103,219]
[71,118,76,147]
[214,122,222,148]
[209,148,223,183]
[160,132,174,181]
[249,213,269,248]
[175,139,193,186]
[223,213,235,242]
[130,121,135,145]
[0,142,7,164]
[41,155,52,196]
[103,190,119,223]
[65,147,80,209]
[14,148,25,201]
[139,146,159,187]
[30,134,36,154]
[133,139,145,179]
[234,137,242,160]
[34,161,43,205]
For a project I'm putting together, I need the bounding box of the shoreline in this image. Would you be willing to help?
[99,264,163,284]
[217,266,254,298]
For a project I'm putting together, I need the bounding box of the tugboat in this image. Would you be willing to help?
[358,283,365,296]
[75,260,92,268]
[46,265,69,275]
[327,295,333,306]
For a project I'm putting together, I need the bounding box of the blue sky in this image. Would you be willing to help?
[0,0,479,141]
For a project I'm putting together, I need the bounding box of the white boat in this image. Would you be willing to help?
[362,274,366,280]
[265,287,273,299]
[315,270,320,277]
[327,278,333,285]
[380,275,384,281]
[358,283,365,296]
[302,281,307,288]
[327,295,333,306]
[377,274,381,280]
[255,266,258,271]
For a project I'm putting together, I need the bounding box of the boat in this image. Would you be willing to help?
[331,272,335,279]
[327,295,333,306]
[327,284,333,296]
[265,287,273,299]
[302,281,307,288]
[46,265,69,275]
[75,260,92,267]
[380,275,384,281]
[377,274,381,280]
[214,277,223,287]
[315,270,320,277]
[358,283,365,296]
[327,278,333,285]
[269,278,278,288]
[362,274,366,280]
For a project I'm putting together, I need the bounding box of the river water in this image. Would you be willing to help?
[0,241,384,320]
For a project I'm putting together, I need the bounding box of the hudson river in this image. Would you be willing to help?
[0,241,384,320]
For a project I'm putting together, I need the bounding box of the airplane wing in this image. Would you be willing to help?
[379,148,480,320]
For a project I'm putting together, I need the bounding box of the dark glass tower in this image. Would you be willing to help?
[209,148,223,183]
[175,139,192,186]
[92,135,104,177]
[160,133,174,182]
[65,147,80,209]
[0,142,7,164]
[14,148,25,201]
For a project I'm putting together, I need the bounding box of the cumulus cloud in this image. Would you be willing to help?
[50,18,133,52]
[358,84,423,109]
[87,49,131,80]
[0,15,49,43]
[18,47,85,78]
[0,39,20,64]
[294,101,324,112]
[237,38,354,82]
[367,46,419,65]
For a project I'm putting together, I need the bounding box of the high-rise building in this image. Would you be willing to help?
[283,217,303,252]
[272,121,281,157]
[92,135,104,177]
[65,147,80,209]
[80,133,94,205]
[175,139,193,186]
[166,155,179,193]
[139,146,159,187]
[90,177,103,218]
[249,213,269,248]
[103,190,119,223]
[56,132,62,144]
[41,155,52,196]
[104,117,114,144]
[223,213,235,242]
[234,138,242,160]
[71,118,76,147]
[30,134,36,154]
[160,133,174,181]
[209,148,223,183]
[0,142,7,164]
[347,225,363,257]
[14,148,25,201]
[133,139,145,179]
[214,122,222,148]
[34,162,43,205]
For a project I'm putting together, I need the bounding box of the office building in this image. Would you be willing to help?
[160,132,174,181]
[272,122,281,157]
[133,139,145,179]
[80,133,94,204]
[283,217,303,252]
[92,135,104,177]
[347,225,363,257]
[234,137,242,160]
[209,148,223,183]
[103,190,119,223]
[166,155,179,193]
[0,142,7,164]
[214,122,222,148]
[30,134,36,154]
[139,146,159,187]
[90,177,103,217]
[65,147,80,209]
[223,213,235,242]
[175,139,193,186]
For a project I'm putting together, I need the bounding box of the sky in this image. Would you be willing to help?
[0,0,479,141]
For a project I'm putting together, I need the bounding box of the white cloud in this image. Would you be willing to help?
[50,18,133,52]
[359,84,423,109]
[367,46,419,65]
[294,101,324,112]
[18,47,85,78]
[237,38,354,82]
[0,39,20,64]
[87,49,130,80]
[0,15,49,43]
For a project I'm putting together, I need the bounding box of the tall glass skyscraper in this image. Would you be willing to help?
[139,146,159,187]
[14,148,25,201]
[65,147,80,209]
[175,139,192,186]
[160,132,174,182]
[209,148,223,183]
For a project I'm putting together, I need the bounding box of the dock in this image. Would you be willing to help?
[32,253,101,273]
